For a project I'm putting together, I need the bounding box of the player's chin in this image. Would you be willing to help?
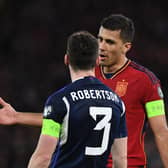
[99,56,107,63]
[99,61,107,66]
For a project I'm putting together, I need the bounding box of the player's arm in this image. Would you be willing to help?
[15,112,43,126]
[111,137,127,168]
[28,119,61,168]
[0,97,42,126]
[111,101,127,168]
[146,99,168,167]
[28,134,58,168]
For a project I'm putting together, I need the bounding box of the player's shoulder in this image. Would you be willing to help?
[46,85,70,105]
[129,61,160,84]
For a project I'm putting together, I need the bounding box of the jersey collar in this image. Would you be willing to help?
[100,59,131,79]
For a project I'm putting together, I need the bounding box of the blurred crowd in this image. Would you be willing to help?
[0,0,167,167]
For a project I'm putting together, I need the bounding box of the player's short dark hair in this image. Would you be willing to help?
[101,14,135,42]
[67,31,98,71]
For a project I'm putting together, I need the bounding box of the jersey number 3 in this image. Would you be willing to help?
[85,106,112,156]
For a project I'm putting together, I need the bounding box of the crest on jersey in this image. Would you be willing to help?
[157,86,164,98]
[115,80,128,97]
[43,105,52,117]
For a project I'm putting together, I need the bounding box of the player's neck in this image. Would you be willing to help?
[103,57,128,73]
[70,67,95,82]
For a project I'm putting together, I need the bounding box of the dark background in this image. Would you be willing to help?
[0,0,167,167]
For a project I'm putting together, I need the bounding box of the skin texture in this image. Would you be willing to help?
[98,27,131,73]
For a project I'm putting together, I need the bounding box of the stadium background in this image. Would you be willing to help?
[0,0,167,167]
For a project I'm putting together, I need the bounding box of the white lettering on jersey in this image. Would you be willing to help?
[85,106,112,155]
[70,89,119,103]
[70,92,78,101]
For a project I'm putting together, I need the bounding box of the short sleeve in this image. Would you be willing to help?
[143,75,164,103]
[43,94,67,124]
[41,94,67,138]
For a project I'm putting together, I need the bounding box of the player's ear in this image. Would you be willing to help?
[64,54,69,66]
[123,42,132,53]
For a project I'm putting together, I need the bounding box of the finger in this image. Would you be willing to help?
[0,97,8,106]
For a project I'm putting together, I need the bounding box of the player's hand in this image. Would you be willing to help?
[0,97,17,125]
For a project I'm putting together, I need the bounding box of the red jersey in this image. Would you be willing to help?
[95,60,163,167]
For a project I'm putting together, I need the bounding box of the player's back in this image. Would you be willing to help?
[47,76,126,168]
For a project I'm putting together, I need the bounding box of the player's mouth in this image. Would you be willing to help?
[99,54,107,61]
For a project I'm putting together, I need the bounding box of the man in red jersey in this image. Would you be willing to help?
[96,14,168,168]
[0,14,168,168]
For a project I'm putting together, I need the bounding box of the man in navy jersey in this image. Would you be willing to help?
[27,31,127,168]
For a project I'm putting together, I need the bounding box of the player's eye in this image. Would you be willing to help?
[106,39,115,45]
[97,36,103,42]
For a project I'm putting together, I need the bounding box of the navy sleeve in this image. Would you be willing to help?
[117,101,127,138]
[43,94,67,124]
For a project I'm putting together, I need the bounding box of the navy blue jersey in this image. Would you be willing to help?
[42,76,127,168]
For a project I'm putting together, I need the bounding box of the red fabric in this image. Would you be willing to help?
[95,60,163,167]
[106,154,112,168]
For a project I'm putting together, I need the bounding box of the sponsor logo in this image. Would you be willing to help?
[43,105,52,117]
[157,86,164,98]
[115,80,128,97]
